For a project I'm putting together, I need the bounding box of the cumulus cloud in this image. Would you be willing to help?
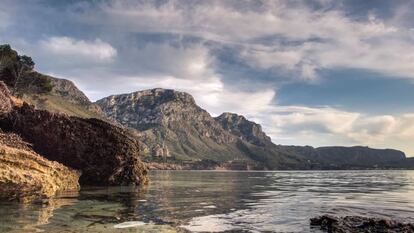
[39,37,117,62]
[266,106,414,155]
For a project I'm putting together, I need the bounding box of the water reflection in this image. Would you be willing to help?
[0,170,413,232]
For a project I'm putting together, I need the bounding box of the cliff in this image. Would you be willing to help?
[215,112,272,146]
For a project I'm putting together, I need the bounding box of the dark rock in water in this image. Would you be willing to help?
[310,215,414,233]
[0,102,148,186]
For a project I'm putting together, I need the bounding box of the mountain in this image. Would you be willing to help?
[283,145,407,169]
[96,88,308,169]
[97,89,412,170]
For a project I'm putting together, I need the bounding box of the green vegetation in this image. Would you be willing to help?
[0,44,52,95]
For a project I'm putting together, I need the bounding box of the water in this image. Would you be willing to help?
[1,170,414,232]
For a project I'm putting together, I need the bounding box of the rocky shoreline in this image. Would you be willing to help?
[0,82,148,202]
[311,215,414,233]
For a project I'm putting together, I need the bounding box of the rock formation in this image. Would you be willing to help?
[0,130,80,203]
[0,103,148,185]
[310,215,414,233]
[0,80,148,186]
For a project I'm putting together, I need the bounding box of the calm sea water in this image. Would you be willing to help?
[1,170,414,233]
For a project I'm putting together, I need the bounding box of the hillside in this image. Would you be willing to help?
[0,44,103,119]
[20,74,104,118]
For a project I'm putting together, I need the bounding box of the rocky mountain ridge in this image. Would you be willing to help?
[96,88,412,169]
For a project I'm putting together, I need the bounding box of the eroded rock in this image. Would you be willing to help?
[0,103,148,185]
[0,131,80,203]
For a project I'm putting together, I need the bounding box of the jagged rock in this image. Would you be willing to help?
[0,102,148,186]
[0,131,80,203]
[310,215,414,233]
[215,112,272,146]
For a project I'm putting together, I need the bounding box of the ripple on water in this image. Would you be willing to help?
[1,170,413,232]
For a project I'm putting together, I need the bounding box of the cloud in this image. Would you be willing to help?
[3,0,414,155]
[39,37,117,62]
[75,0,414,80]
[267,106,414,155]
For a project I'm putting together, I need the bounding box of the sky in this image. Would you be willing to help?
[1,0,414,156]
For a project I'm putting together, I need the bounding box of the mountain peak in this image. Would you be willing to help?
[215,112,272,146]
[101,88,196,108]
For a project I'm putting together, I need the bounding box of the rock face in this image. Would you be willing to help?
[310,215,414,233]
[215,112,272,146]
[0,131,80,203]
[0,102,148,186]
[96,88,235,143]
[96,88,238,161]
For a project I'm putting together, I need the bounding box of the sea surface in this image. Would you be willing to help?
[1,170,414,233]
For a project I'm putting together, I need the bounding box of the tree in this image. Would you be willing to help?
[19,55,35,70]
[0,44,36,95]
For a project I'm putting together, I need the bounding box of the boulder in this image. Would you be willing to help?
[0,103,148,185]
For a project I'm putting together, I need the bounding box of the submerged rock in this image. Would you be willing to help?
[310,215,414,233]
[0,131,80,203]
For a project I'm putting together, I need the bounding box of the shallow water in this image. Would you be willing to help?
[1,170,414,232]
